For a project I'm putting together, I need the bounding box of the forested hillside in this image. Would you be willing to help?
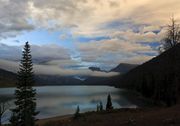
[118,44,180,106]
[0,68,17,87]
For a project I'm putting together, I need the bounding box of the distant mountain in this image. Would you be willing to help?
[0,62,137,87]
[0,68,17,87]
[88,63,138,73]
[73,76,87,81]
[36,63,138,85]
[0,68,84,87]
[110,63,138,73]
[79,63,138,85]
[89,67,107,72]
[118,44,180,105]
[35,75,83,85]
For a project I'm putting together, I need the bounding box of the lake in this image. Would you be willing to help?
[0,86,140,123]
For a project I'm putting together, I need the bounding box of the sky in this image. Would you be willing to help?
[0,0,180,76]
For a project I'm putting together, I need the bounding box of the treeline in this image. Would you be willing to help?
[119,43,180,106]
[132,72,178,106]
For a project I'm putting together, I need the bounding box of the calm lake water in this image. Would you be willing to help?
[0,86,140,123]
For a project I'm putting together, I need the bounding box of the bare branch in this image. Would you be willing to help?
[160,16,180,53]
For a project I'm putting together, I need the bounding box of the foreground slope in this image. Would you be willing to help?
[38,104,180,126]
[118,44,180,105]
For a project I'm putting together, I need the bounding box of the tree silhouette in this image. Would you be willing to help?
[99,101,103,111]
[9,112,18,126]
[74,105,80,119]
[96,104,100,112]
[160,16,180,52]
[106,94,113,110]
[10,42,38,126]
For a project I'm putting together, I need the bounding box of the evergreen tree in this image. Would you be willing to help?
[10,42,38,126]
[141,75,148,97]
[96,104,100,112]
[106,94,113,110]
[74,105,80,119]
[99,101,103,111]
[9,112,18,126]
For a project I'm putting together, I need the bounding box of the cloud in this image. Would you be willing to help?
[120,55,155,64]
[109,28,166,43]
[0,59,119,77]
[30,44,71,62]
[0,43,21,61]
[0,0,34,39]
[76,38,156,67]
[34,64,119,77]
[1,0,180,71]
[0,0,180,39]
[0,43,119,76]
[0,59,19,72]
[0,43,71,62]
[44,59,81,69]
[28,0,180,36]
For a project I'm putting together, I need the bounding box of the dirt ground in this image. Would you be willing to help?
[37,104,180,126]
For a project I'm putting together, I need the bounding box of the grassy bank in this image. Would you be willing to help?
[37,104,180,126]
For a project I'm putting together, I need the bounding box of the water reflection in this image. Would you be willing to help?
[0,86,139,123]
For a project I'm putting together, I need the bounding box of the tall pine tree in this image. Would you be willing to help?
[106,94,113,110]
[10,42,38,126]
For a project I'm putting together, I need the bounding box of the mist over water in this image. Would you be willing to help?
[0,86,138,123]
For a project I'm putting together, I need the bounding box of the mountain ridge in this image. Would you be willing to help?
[117,43,180,105]
[0,62,136,87]
[0,68,17,87]
[110,63,138,73]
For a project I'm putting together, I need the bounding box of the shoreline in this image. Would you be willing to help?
[36,105,180,126]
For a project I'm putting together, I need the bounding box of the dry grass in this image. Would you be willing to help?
[37,104,180,126]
